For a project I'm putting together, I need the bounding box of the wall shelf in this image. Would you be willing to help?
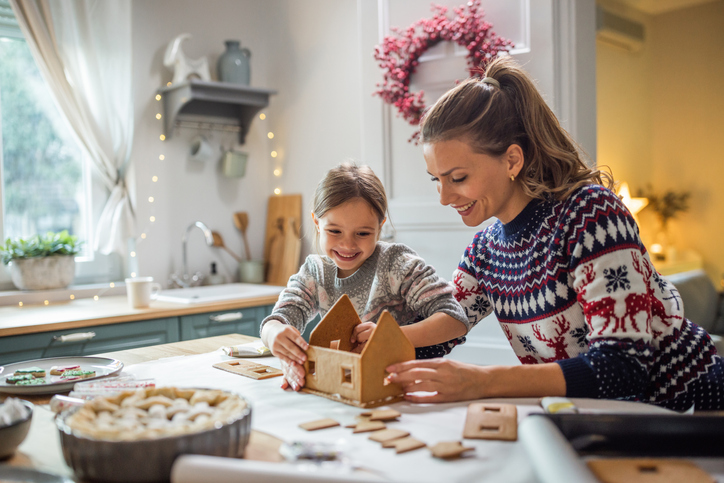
[157,80,276,144]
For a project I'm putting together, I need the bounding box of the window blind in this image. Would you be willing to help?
[0,0,22,39]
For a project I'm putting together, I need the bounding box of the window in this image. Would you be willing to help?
[0,2,120,290]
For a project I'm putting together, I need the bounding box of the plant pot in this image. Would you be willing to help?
[9,255,76,290]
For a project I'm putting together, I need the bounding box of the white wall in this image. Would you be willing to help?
[130,0,363,285]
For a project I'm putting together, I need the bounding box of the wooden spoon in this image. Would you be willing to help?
[233,212,252,260]
[211,231,242,262]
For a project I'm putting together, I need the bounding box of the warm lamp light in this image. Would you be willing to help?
[618,182,648,216]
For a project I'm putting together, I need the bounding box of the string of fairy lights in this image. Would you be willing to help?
[15,86,280,307]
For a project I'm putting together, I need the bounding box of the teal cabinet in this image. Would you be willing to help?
[180,304,274,340]
[0,317,180,365]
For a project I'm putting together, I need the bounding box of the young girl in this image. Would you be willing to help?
[386,56,724,411]
[260,163,471,391]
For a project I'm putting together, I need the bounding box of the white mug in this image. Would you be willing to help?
[188,135,215,163]
[125,277,162,308]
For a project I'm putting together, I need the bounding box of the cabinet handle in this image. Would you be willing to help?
[53,332,96,343]
[209,312,243,323]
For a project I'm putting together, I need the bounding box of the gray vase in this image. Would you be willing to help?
[217,40,251,85]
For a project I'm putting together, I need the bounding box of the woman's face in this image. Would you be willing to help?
[313,197,383,278]
[424,138,529,226]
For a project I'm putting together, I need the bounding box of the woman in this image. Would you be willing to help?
[385,56,724,411]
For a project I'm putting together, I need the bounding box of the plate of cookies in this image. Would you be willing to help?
[0,356,124,395]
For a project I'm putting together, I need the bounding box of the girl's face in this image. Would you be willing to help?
[313,197,383,278]
[423,138,530,226]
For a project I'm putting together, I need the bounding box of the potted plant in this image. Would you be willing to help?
[638,186,691,261]
[1,231,83,290]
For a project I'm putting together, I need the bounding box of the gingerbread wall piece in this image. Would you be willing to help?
[213,360,283,380]
[587,459,714,483]
[308,294,360,352]
[302,297,415,408]
[463,403,518,441]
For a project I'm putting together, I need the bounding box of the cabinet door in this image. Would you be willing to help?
[0,318,180,365]
[180,305,274,340]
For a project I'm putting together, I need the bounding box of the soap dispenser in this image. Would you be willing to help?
[206,262,226,285]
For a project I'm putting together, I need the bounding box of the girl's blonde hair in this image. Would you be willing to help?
[420,56,614,200]
[312,162,388,224]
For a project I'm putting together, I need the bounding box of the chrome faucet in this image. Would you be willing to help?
[169,221,215,288]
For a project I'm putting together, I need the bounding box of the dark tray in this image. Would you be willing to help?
[538,413,724,457]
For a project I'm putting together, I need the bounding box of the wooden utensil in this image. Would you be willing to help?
[264,194,302,261]
[265,217,286,285]
[264,195,302,286]
[233,212,252,260]
[211,231,242,262]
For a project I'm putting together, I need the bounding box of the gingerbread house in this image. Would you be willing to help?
[302,295,415,408]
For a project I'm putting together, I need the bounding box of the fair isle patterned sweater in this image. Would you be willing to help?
[261,242,470,359]
[453,185,723,410]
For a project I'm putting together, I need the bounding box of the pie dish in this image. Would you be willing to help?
[56,387,252,482]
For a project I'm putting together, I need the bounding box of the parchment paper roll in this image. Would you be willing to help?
[519,415,598,483]
[171,455,383,483]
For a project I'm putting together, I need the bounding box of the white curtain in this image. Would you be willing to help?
[10,0,134,255]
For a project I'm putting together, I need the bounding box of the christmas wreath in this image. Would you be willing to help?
[373,0,514,142]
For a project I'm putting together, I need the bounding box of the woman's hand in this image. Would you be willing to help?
[350,322,376,353]
[385,358,488,403]
[386,359,567,403]
[261,320,308,366]
[280,360,306,391]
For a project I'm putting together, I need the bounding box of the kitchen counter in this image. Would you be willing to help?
[0,294,280,338]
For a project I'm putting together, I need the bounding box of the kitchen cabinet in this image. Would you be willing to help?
[158,80,276,144]
[0,317,180,365]
[179,304,274,340]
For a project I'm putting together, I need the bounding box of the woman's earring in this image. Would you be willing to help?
[510,174,516,182]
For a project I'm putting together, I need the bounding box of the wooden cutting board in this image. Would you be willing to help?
[264,194,302,286]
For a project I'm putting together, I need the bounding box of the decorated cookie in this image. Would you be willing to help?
[61,369,96,379]
[16,377,47,385]
[6,374,34,384]
[50,365,80,376]
[14,367,46,377]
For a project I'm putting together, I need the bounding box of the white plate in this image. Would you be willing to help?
[0,356,123,395]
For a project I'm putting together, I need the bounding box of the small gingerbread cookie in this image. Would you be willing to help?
[430,441,475,459]
[61,369,96,379]
[14,367,46,377]
[16,377,47,385]
[6,374,34,384]
[50,365,80,375]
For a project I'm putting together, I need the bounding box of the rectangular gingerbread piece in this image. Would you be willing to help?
[463,403,517,441]
[213,360,283,380]
[587,459,714,483]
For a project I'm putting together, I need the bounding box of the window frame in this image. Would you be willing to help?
[0,7,121,291]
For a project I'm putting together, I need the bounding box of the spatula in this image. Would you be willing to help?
[233,212,252,260]
[211,231,242,262]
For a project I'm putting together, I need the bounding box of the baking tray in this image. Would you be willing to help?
[538,413,724,457]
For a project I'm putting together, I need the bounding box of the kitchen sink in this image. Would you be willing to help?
[155,283,284,304]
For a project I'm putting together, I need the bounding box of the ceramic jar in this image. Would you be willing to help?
[217,40,251,85]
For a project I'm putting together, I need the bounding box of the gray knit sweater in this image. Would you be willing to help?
[261,242,470,356]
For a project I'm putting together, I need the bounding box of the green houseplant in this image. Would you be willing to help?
[1,231,83,290]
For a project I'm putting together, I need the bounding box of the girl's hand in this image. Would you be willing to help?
[385,358,487,403]
[351,322,376,345]
[280,360,306,391]
[262,320,308,365]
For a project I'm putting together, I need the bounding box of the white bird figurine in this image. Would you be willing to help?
[163,33,211,85]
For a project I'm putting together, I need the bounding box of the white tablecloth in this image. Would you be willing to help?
[119,349,701,483]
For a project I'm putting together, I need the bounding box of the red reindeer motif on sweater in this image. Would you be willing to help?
[532,315,571,363]
[576,264,618,336]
